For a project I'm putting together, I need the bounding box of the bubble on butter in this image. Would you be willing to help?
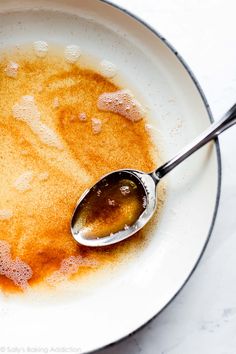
[97,89,145,122]
[33,41,48,58]
[4,61,19,78]
[12,95,63,149]
[91,118,102,134]
[14,171,34,192]
[0,240,32,290]
[46,255,98,286]
[99,60,117,78]
[79,112,87,121]
[64,45,81,63]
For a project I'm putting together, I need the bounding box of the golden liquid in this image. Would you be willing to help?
[0,47,160,293]
[73,174,146,239]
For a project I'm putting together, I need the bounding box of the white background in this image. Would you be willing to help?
[98,1,236,353]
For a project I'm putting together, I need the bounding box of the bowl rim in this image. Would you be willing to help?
[89,0,222,353]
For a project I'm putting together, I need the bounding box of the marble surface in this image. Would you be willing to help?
[98,1,236,353]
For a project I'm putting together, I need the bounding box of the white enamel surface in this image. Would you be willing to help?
[0,1,220,353]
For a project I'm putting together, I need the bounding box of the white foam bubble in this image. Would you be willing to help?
[4,61,19,78]
[79,112,87,121]
[64,45,81,64]
[108,198,115,206]
[33,41,48,58]
[12,95,63,149]
[46,271,66,286]
[120,185,130,196]
[97,89,145,122]
[0,240,10,258]
[14,171,34,192]
[36,122,63,148]
[99,59,117,78]
[0,210,13,220]
[0,240,32,290]
[60,256,81,275]
[46,255,97,286]
[91,118,102,134]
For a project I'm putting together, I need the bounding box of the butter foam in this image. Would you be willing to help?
[64,45,81,64]
[14,171,34,192]
[79,112,87,121]
[46,256,97,286]
[91,118,102,134]
[4,61,19,78]
[33,41,48,58]
[99,59,117,78]
[12,95,63,149]
[97,89,145,122]
[0,240,32,290]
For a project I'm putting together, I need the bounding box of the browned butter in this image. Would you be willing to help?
[0,46,163,293]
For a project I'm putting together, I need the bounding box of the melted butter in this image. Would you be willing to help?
[73,176,146,240]
[0,46,162,294]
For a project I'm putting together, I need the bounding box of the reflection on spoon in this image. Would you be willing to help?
[71,104,236,247]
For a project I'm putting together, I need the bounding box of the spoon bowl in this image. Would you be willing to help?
[71,169,158,247]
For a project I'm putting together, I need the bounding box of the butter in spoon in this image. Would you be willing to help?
[71,104,236,247]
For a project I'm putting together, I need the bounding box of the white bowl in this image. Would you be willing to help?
[0,1,221,353]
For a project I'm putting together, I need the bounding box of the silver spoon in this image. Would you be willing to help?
[71,104,236,247]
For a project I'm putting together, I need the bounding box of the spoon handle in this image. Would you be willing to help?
[153,103,236,180]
